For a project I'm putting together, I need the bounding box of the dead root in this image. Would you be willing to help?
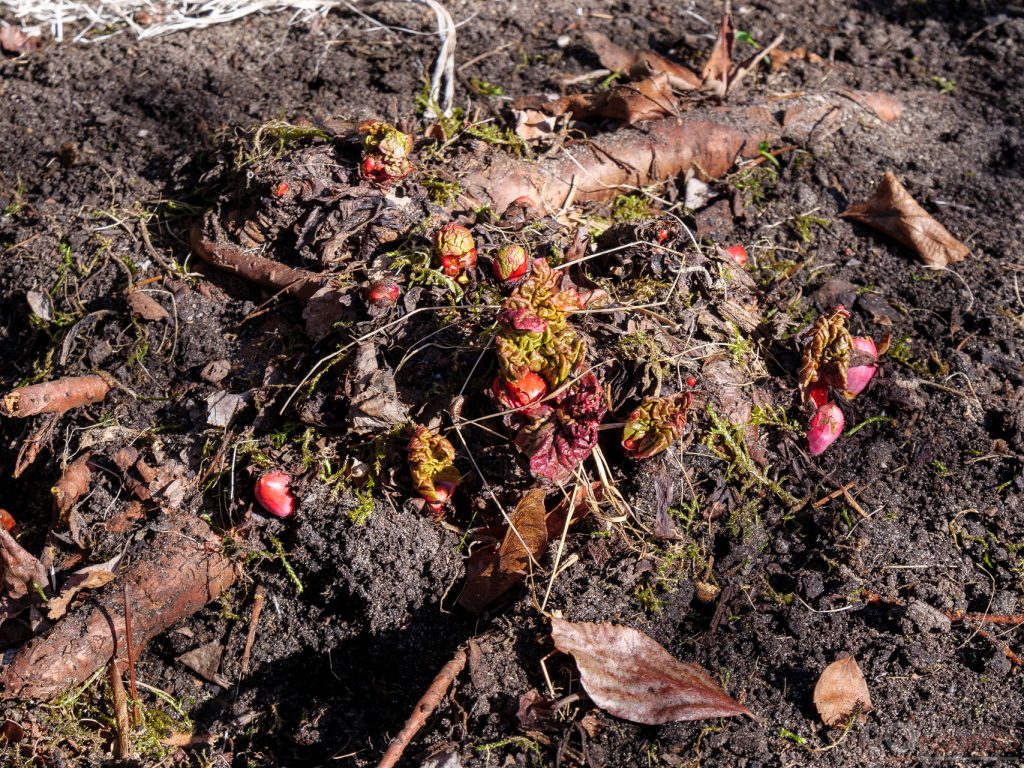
[0,511,236,701]
[1,374,113,419]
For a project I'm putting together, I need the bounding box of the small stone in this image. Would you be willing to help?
[906,600,951,633]
[201,359,231,384]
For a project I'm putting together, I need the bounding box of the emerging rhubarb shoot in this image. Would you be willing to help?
[798,305,853,402]
[492,244,530,282]
[622,392,693,460]
[255,471,296,519]
[407,426,462,514]
[807,402,845,456]
[434,223,478,278]
[359,121,415,187]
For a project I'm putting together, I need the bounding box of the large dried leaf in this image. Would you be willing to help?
[583,30,701,91]
[842,172,969,269]
[459,489,548,613]
[701,8,734,95]
[813,655,873,726]
[551,618,751,724]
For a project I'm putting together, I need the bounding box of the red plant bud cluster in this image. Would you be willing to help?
[255,471,296,519]
[434,223,478,278]
[367,277,401,307]
[725,244,748,266]
[798,306,882,456]
[359,121,415,187]
[492,244,530,282]
[408,426,462,515]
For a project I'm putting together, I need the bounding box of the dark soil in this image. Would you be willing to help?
[1,1,1024,766]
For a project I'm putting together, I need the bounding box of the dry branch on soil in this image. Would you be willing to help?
[0,512,236,701]
[0,374,112,418]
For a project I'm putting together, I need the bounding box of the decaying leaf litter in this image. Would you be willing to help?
[0,0,1019,765]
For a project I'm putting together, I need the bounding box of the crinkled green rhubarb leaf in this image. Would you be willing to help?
[622,392,692,460]
[798,306,852,402]
[360,121,414,187]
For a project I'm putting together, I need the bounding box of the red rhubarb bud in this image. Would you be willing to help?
[359,121,415,187]
[807,403,844,456]
[408,426,461,514]
[492,372,548,410]
[0,508,15,533]
[844,336,878,399]
[492,244,529,281]
[434,223,477,277]
[367,278,400,307]
[255,470,296,519]
[725,244,748,266]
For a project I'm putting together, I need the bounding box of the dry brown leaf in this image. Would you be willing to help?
[769,46,826,71]
[0,27,41,54]
[701,9,734,95]
[594,74,677,125]
[127,290,169,322]
[0,527,47,600]
[551,618,752,724]
[842,172,969,269]
[583,30,701,91]
[813,655,873,726]
[46,554,121,620]
[839,90,903,122]
[458,488,548,613]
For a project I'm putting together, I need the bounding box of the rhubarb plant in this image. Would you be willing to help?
[434,223,478,279]
[359,121,414,187]
[622,392,693,460]
[407,425,461,514]
[511,371,607,483]
[495,259,585,389]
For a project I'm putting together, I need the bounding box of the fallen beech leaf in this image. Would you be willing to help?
[839,90,903,122]
[842,172,969,269]
[178,639,229,687]
[0,27,41,54]
[127,290,169,322]
[551,618,751,723]
[595,74,677,125]
[583,30,701,91]
[46,554,121,620]
[813,655,873,726]
[458,489,548,613]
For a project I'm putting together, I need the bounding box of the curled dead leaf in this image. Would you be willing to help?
[127,290,169,322]
[46,554,121,620]
[0,526,47,600]
[842,172,969,269]
[839,90,903,123]
[583,30,701,91]
[551,618,751,724]
[813,655,873,727]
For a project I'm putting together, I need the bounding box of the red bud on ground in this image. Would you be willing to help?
[435,223,477,278]
[0,509,15,532]
[808,403,844,456]
[272,182,289,198]
[845,336,878,399]
[686,376,697,387]
[492,244,529,281]
[807,382,830,409]
[254,471,296,519]
[657,228,669,244]
[367,278,400,307]
[492,372,548,410]
[725,244,748,266]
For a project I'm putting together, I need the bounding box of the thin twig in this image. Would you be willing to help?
[376,647,467,768]
[240,585,267,678]
[109,660,131,760]
[123,583,141,725]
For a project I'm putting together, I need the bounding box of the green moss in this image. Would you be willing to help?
[611,194,652,222]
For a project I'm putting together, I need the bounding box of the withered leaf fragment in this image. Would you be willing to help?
[551,618,751,724]
[622,392,692,460]
[0,526,47,600]
[583,31,701,91]
[842,172,969,269]
[813,655,873,727]
[46,555,121,621]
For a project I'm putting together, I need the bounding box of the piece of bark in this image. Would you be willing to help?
[0,512,235,701]
[841,172,969,268]
[190,213,336,301]
[1,375,112,418]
